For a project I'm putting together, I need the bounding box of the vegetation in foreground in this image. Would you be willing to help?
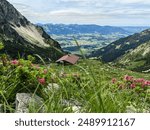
[0,54,149,113]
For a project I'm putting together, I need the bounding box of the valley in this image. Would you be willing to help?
[40,24,149,55]
[0,0,149,113]
[51,33,127,54]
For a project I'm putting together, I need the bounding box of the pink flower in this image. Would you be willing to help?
[130,83,136,89]
[135,78,145,83]
[111,78,117,84]
[124,75,134,81]
[146,81,150,85]
[32,64,40,69]
[11,59,19,65]
[38,78,46,85]
[142,80,150,87]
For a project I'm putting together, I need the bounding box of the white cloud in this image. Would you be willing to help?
[7,0,150,25]
[115,0,150,4]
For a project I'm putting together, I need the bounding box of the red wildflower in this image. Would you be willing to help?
[135,78,145,83]
[142,80,150,87]
[38,78,46,85]
[111,78,117,84]
[31,64,40,69]
[130,83,136,89]
[11,59,19,65]
[124,75,134,81]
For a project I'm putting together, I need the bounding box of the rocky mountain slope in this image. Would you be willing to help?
[0,0,62,60]
[90,29,150,71]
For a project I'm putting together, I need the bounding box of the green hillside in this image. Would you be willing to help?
[90,29,150,72]
[0,57,149,113]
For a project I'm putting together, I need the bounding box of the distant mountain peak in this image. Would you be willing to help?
[0,0,62,60]
[0,0,29,26]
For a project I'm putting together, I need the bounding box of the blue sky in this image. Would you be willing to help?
[7,0,150,26]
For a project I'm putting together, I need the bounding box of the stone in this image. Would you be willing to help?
[126,105,150,113]
[126,106,137,113]
[62,99,82,113]
[47,83,60,91]
[15,93,45,113]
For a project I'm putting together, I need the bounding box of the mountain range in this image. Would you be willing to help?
[0,0,62,60]
[38,24,129,35]
[39,23,149,35]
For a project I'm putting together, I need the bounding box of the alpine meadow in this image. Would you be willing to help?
[0,0,149,113]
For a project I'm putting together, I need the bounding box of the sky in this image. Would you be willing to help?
[7,0,150,26]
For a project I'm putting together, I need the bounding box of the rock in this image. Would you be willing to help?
[126,106,137,113]
[0,104,3,113]
[72,106,82,113]
[126,105,150,113]
[15,93,45,113]
[62,99,82,113]
[47,83,60,91]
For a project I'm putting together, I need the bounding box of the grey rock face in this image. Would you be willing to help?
[15,93,45,113]
[0,0,62,61]
[0,0,29,26]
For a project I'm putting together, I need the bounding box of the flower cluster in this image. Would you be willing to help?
[123,75,150,88]
[10,59,19,65]
[112,75,150,91]
[38,78,46,85]
[10,59,48,85]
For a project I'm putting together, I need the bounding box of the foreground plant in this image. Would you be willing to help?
[112,75,150,96]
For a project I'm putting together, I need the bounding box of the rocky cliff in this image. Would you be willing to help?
[0,0,62,60]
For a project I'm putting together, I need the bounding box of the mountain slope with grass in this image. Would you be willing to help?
[90,29,150,71]
[117,41,150,72]
[0,0,62,60]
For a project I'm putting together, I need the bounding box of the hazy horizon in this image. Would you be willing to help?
[36,23,150,27]
[7,0,150,26]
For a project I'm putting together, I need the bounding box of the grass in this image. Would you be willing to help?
[0,56,149,113]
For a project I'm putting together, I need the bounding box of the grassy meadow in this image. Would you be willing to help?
[0,55,149,113]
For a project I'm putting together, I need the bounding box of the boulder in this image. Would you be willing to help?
[62,99,82,113]
[15,93,45,113]
[47,83,60,91]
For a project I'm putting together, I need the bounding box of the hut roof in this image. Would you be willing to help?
[56,54,79,64]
